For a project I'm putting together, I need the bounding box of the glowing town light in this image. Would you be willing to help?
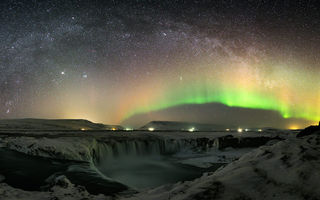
[111,127,117,131]
[245,128,249,132]
[125,128,133,131]
[237,128,243,133]
[258,129,262,132]
[188,127,195,132]
[81,128,86,131]
[289,125,299,130]
[148,127,155,131]
[226,129,230,131]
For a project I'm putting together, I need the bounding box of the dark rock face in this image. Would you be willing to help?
[217,135,282,150]
[296,123,320,138]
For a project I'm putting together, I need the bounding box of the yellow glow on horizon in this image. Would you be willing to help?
[288,125,300,130]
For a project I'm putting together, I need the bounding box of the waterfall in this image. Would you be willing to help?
[92,139,195,164]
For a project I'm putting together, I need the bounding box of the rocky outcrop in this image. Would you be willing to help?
[297,122,320,138]
[0,134,282,164]
[120,134,320,200]
[0,179,109,200]
[216,135,282,150]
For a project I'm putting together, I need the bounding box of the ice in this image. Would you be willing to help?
[120,134,320,200]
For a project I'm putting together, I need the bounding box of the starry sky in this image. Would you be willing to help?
[1,0,319,129]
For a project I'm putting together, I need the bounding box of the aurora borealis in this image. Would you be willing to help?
[1,0,319,129]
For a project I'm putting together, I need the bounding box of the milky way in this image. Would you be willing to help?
[1,0,319,128]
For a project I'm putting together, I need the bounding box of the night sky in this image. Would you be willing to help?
[1,0,319,129]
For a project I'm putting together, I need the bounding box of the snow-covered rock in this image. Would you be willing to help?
[0,133,283,164]
[297,124,320,137]
[0,136,97,162]
[0,180,109,200]
[119,134,320,200]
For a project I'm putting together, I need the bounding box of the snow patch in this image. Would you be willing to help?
[119,135,320,200]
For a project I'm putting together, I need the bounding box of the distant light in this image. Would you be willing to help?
[148,127,155,131]
[81,128,86,131]
[125,128,133,131]
[226,129,230,131]
[61,71,65,75]
[237,128,243,133]
[188,127,195,132]
[289,126,299,130]
[258,129,262,132]
[111,128,117,131]
[245,128,249,132]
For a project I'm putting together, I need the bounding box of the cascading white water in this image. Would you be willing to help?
[91,139,217,189]
[93,139,195,163]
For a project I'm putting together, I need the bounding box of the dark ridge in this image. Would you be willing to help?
[296,122,320,138]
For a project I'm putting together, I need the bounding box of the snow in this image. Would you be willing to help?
[1,121,311,200]
[174,147,254,168]
[118,134,320,200]
[0,136,97,162]
[0,178,109,200]
[0,131,282,164]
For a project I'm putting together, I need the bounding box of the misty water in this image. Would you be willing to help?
[0,146,223,194]
[96,154,222,189]
[0,148,128,195]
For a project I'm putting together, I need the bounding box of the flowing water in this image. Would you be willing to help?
[0,140,224,194]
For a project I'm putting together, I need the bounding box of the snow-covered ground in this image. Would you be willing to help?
[0,129,285,164]
[1,120,313,200]
[119,133,320,200]
[0,131,318,200]
[0,175,109,200]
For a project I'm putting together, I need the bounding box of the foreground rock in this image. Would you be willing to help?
[0,177,108,200]
[296,122,320,138]
[120,134,320,200]
[0,133,283,163]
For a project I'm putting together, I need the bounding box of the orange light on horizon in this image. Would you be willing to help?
[288,125,300,130]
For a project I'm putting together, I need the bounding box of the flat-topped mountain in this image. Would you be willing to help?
[0,119,123,131]
[140,121,229,131]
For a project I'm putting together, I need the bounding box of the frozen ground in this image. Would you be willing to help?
[119,133,320,200]
[0,119,312,200]
[0,131,318,200]
[0,175,108,200]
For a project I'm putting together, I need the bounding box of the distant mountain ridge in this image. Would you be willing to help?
[0,118,123,130]
[140,121,230,131]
